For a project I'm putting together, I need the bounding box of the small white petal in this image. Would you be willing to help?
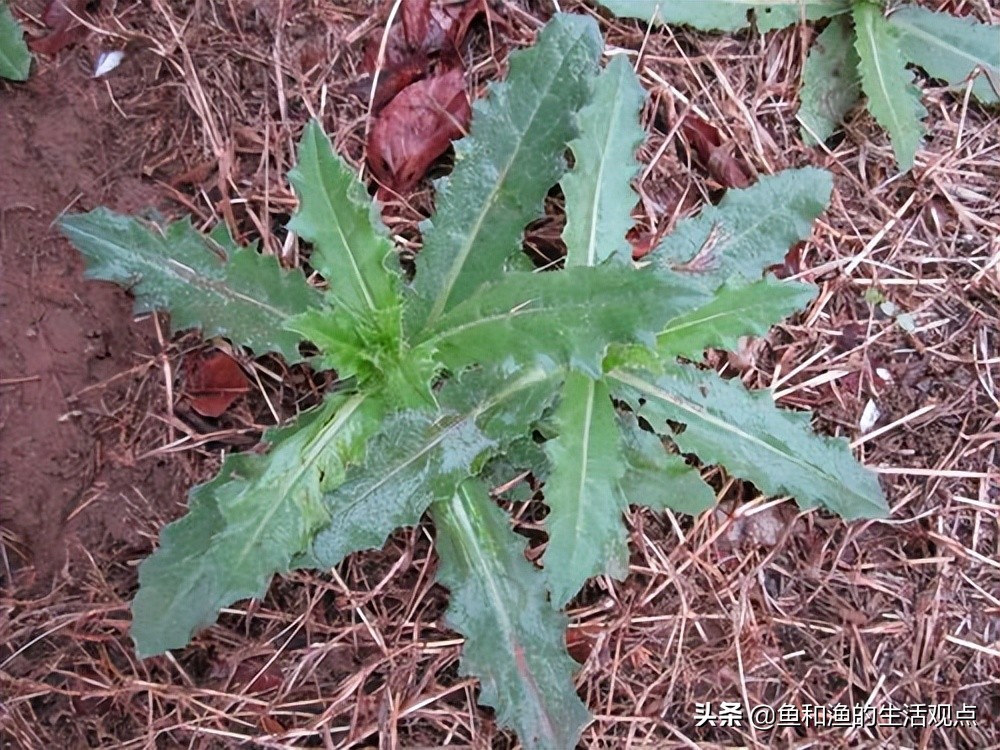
[859,399,881,434]
[93,50,125,78]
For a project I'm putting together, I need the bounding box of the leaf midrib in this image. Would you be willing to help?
[422,30,591,330]
[68,221,291,320]
[302,132,380,312]
[426,295,640,346]
[568,377,597,566]
[576,80,627,267]
[233,393,366,567]
[609,368,876,510]
[857,6,913,140]
[446,486,558,743]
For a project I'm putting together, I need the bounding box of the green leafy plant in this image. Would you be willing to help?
[61,13,887,749]
[0,2,31,81]
[593,0,1000,171]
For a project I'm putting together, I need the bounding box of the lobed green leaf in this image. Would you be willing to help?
[617,412,717,515]
[799,16,862,144]
[542,374,629,607]
[407,14,602,334]
[888,6,1000,105]
[0,2,29,81]
[423,266,708,379]
[853,2,927,171]
[433,481,590,750]
[311,366,558,567]
[132,393,386,656]
[562,54,647,267]
[610,366,888,520]
[287,121,400,315]
[61,209,322,363]
[657,276,817,360]
[647,168,833,294]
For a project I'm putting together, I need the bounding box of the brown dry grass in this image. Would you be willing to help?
[2,0,998,748]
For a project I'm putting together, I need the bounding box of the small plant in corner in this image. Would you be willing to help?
[594,0,1000,171]
[62,13,887,749]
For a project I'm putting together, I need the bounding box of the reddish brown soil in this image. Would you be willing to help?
[0,60,170,583]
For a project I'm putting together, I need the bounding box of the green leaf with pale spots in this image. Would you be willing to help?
[408,14,602,334]
[60,209,322,363]
[433,481,590,750]
[611,366,888,520]
[853,2,927,171]
[131,393,386,656]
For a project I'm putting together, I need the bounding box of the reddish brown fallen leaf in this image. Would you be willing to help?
[566,622,604,663]
[680,113,722,165]
[355,0,483,112]
[680,113,753,189]
[185,351,250,418]
[431,0,486,53]
[706,144,752,189]
[402,0,432,49]
[768,240,805,279]
[29,0,89,56]
[367,68,470,193]
[349,56,427,114]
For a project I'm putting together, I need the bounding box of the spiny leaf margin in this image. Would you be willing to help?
[407,13,602,334]
[610,366,888,520]
[132,393,385,656]
[60,209,322,363]
[287,120,400,315]
[561,54,647,267]
[433,481,590,750]
[853,1,927,171]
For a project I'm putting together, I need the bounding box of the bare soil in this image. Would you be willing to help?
[0,56,172,582]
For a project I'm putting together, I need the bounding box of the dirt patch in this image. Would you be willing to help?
[0,58,171,582]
